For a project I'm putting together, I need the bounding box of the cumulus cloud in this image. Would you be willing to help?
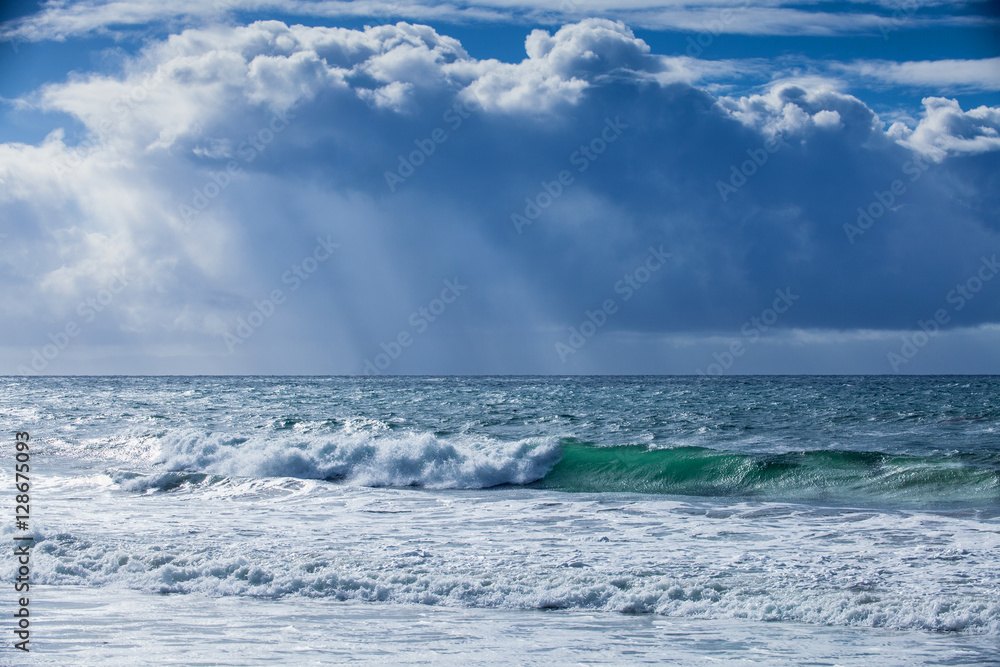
[1,18,998,373]
[717,82,883,143]
[889,97,1000,159]
[464,20,670,113]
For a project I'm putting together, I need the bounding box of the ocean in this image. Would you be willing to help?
[2,375,998,664]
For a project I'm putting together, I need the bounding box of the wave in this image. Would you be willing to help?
[135,429,562,490]
[117,430,999,505]
[112,470,222,493]
[537,441,1000,505]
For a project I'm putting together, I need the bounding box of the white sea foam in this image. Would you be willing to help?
[14,484,1000,636]
[141,429,563,490]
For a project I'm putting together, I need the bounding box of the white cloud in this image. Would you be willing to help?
[812,109,842,129]
[465,19,666,113]
[891,97,1000,159]
[837,58,1000,92]
[717,82,884,142]
[2,0,993,43]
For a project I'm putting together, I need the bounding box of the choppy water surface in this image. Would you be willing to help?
[2,375,998,664]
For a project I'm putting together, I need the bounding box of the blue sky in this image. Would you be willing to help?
[1,0,998,374]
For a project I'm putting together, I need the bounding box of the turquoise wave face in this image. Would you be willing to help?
[535,440,1000,506]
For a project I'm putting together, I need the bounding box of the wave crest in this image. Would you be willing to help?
[137,429,562,490]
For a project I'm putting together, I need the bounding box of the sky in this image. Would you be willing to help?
[0,0,998,375]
